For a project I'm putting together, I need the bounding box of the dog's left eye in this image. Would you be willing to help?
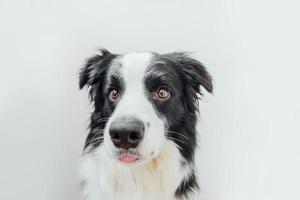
[153,87,170,101]
[109,89,119,102]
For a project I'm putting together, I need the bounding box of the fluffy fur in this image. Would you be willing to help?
[78,49,213,200]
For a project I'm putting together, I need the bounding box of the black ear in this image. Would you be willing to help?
[79,49,116,100]
[79,48,112,89]
[161,52,213,114]
[178,53,213,113]
[177,52,213,94]
[162,52,213,94]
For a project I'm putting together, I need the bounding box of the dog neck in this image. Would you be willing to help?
[79,141,196,200]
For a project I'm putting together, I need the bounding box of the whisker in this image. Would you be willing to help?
[85,134,104,146]
[166,139,183,151]
[90,129,105,134]
[166,136,186,145]
[166,131,190,140]
[86,138,104,147]
[97,118,110,122]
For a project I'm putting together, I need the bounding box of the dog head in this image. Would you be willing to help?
[79,49,212,165]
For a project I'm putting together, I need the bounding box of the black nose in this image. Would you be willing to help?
[109,117,144,149]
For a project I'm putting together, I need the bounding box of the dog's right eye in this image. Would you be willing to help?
[109,89,119,102]
[153,86,171,102]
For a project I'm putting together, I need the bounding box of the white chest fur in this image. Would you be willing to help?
[79,141,192,200]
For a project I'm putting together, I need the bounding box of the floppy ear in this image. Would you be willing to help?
[180,53,213,113]
[177,52,213,94]
[79,49,116,101]
[162,52,213,114]
[79,48,112,89]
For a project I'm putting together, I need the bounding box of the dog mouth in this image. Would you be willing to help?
[116,149,140,163]
[118,154,139,163]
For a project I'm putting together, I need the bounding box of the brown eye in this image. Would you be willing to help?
[109,89,119,102]
[154,87,170,101]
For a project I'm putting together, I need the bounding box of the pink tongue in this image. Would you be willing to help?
[118,155,138,163]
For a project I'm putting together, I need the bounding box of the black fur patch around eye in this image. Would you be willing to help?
[145,53,213,164]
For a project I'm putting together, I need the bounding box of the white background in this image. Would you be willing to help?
[0,0,299,200]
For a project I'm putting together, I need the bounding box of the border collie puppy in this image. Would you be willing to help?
[79,49,213,200]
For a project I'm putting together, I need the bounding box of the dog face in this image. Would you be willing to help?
[79,49,212,165]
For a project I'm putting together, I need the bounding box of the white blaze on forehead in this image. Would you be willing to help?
[105,52,155,121]
[116,52,154,112]
[119,52,153,87]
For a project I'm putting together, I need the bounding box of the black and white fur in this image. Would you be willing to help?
[79,49,213,200]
